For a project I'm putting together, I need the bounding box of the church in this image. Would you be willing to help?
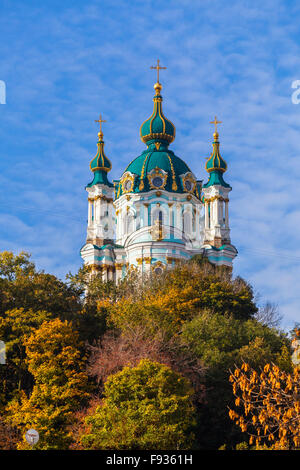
[80,61,237,282]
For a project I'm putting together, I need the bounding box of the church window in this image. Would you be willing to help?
[154,266,163,275]
[124,179,133,191]
[148,168,167,190]
[183,212,191,234]
[127,213,134,234]
[152,176,164,188]
[152,209,163,225]
[185,180,192,191]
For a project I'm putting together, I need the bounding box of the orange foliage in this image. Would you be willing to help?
[229,362,300,449]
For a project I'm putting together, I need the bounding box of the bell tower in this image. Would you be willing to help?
[85,115,114,246]
[202,117,231,248]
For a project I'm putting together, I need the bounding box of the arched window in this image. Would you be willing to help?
[152,209,163,226]
[127,212,134,234]
[183,212,191,235]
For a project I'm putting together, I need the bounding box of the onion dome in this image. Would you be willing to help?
[87,117,113,188]
[114,74,199,199]
[116,142,193,196]
[203,130,230,188]
[140,82,176,145]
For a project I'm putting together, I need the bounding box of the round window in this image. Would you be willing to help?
[124,179,132,191]
[154,266,163,275]
[152,176,164,188]
[185,180,193,191]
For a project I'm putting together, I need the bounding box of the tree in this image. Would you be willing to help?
[0,415,20,450]
[5,318,90,450]
[180,311,291,449]
[255,302,283,329]
[78,359,196,450]
[87,327,205,401]
[229,362,300,449]
[0,308,52,404]
[0,252,81,320]
[105,262,258,335]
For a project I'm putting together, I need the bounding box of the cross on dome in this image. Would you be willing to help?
[95,114,107,138]
[150,59,167,84]
[210,116,222,134]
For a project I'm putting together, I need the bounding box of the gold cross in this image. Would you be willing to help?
[150,59,167,83]
[95,114,107,134]
[210,116,222,133]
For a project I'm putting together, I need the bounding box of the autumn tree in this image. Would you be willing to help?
[181,311,292,449]
[5,318,90,450]
[104,262,258,335]
[229,362,300,449]
[77,359,196,450]
[0,415,20,450]
[0,308,55,406]
[87,327,205,401]
[0,251,81,320]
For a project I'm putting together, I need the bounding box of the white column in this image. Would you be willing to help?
[88,199,93,226]
[93,198,97,225]
[176,203,182,232]
[143,204,149,226]
[219,199,224,226]
[209,201,213,228]
[108,201,113,239]
[225,199,229,228]
[205,201,209,230]
[213,199,219,226]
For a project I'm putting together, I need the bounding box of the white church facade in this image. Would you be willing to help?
[80,64,237,281]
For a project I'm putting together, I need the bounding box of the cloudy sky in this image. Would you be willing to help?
[0,0,300,330]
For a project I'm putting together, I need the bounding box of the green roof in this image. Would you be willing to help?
[203,132,230,188]
[87,131,113,188]
[115,141,195,197]
[114,81,201,199]
[140,82,175,145]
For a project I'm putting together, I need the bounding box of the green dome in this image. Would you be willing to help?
[115,141,195,197]
[203,132,230,188]
[87,130,113,188]
[115,81,199,199]
[140,82,176,145]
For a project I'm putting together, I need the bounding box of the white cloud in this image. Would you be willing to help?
[0,0,299,328]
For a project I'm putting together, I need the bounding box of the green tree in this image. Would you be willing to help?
[5,318,90,450]
[0,252,81,319]
[0,308,52,404]
[106,262,258,336]
[79,359,196,450]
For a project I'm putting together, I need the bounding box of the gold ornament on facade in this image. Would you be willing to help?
[150,218,164,241]
[121,172,135,194]
[151,260,165,275]
[115,263,124,270]
[182,173,196,194]
[147,167,168,190]
[166,154,178,191]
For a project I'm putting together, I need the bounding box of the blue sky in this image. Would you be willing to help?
[0,0,300,330]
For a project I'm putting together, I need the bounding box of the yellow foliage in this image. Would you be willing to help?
[229,361,300,450]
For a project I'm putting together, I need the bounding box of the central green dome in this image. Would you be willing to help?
[140,82,176,144]
[114,82,199,199]
[122,142,191,193]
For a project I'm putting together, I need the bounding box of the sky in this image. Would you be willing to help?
[0,0,300,330]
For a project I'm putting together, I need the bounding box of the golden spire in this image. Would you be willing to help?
[150,59,166,95]
[210,115,222,140]
[95,113,107,140]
